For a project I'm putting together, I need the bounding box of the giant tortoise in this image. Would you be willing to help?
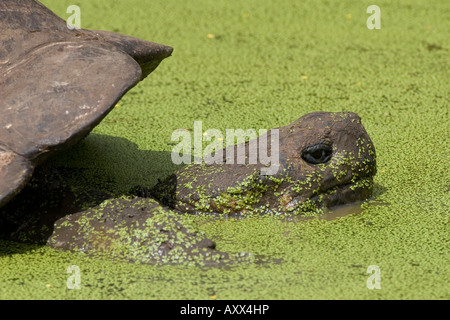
[0,1,377,265]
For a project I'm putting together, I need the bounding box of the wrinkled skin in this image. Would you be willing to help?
[151,112,377,215]
[48,197,240,266]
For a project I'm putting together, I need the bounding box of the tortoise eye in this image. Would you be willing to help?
[302,143,332,164]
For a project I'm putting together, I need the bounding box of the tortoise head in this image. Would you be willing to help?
[151,112,377,215]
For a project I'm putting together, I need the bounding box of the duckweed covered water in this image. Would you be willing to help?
[0,0,448,299]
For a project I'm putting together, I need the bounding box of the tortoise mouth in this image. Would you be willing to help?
[285,177,374,212]
[167,177,374,215]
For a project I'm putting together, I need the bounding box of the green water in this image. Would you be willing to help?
[0,0,448,299]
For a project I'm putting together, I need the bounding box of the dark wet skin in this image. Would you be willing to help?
[151,111,377,216]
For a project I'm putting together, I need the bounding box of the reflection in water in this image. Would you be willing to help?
[285,200,390,223]
[280,201,365,223]
[319,202,365,221]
